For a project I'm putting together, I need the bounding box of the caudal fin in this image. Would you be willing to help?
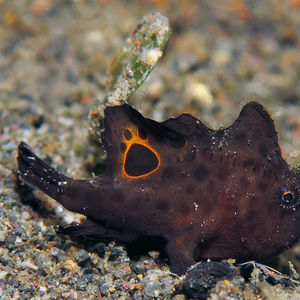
[17,142,69,203]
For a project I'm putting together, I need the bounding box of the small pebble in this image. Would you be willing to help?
[187,81,213,106]
[92,242,106,258]
[63,259,79,273]
[183,261,237,299]
[74,249,90,264]
[0,231,6,242]
[5,234,16,250]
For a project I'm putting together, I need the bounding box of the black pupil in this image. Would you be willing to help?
[283,192,294,202]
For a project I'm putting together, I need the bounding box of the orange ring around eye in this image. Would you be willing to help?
[120,126,161,179]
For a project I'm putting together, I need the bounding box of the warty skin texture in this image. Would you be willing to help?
[18,102,300,275]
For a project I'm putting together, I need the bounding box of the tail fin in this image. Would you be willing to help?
[17,142,69,203]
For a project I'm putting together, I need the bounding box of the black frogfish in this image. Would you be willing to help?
[17,102,300,275]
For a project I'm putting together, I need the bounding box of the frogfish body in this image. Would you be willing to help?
[18,102,300,275]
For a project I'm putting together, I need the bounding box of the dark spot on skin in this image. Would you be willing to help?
[206,180,215,191]
[219,154,223,163]
[246,209,258,232]
[235,132,247,145]
[240,177,250,188]
[120,142,126,153]
[111,190,125,203]
[133,197,142,207]
[263,168,277,180]
[175,154,185,163]
[201,196,217,215]
[132,195,150,207]
[243,159,259,172]
[215,167,228,180]
[169,137,186,149]
[124,128,132,140]
[146,193,150,203]
[138,127,147,140]
[258,143,268,157]
[257,182,268,193]
[200,147,209,158]
[163,166,176,179]
[242,159,253,169]
[185,147,196,161]
[252,163,261,173]
[125,144,159,176]
[179,203,192,215]
[193,164,209,181]
[186,184,194,195]
[155,200,169,211]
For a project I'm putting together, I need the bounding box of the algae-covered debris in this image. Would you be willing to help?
[89,12,170,141]
[106,13,169,105]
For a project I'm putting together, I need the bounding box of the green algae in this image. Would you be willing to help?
[89,12,170,141]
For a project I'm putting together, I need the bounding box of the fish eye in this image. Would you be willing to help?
[282,191,294,202]
[277,186,300,210]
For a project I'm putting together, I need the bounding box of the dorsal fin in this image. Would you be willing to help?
[232,101,278,139]
[227,101,281,159]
